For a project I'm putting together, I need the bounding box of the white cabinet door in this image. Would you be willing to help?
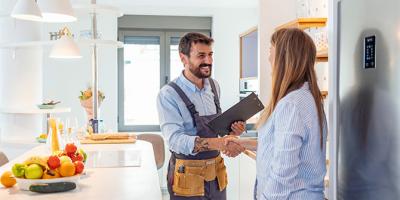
[224,155,240,200]
[239,154,256,200]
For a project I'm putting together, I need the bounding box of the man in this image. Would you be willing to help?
[157,32,245,200]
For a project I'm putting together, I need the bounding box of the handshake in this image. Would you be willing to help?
[221,136,245,157]
[193,122,254,157]
[221,121,246,158]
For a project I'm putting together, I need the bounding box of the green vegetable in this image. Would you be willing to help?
[29,182,76,193]
[11,163,27,178]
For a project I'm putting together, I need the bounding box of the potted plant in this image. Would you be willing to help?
[79,87,105,122]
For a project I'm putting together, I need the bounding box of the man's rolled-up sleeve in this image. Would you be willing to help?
[157,90,198,155]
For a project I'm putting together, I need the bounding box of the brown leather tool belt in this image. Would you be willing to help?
[172,155,228,197]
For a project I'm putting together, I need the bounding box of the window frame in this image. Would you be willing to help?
[118,29,210,132]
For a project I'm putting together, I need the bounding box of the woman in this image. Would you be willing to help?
[229,28,327,199]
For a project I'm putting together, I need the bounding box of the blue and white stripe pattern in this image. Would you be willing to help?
[255,82,327,200]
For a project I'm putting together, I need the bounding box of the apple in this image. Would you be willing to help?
[74,161,85,174]
[11,163,26,178]
[70,153,84,162]
[69,153,77,162]
[24,164,43,179]
[65,143,77,155]
[79,149,87,163]
[59,156,72,165]
[76,153,84,162]
[47,155,61,169]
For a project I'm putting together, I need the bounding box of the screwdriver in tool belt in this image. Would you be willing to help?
[178,165,185,173]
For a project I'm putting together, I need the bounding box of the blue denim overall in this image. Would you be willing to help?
[167,78,226,200]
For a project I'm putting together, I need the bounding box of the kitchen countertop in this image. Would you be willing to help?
[0,141,162,200]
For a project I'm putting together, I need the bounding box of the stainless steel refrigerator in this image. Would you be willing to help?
[329,0,400,199]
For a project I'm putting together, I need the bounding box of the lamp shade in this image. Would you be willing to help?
[50,35,82,59]
[37,0,77,23]
[11,0,43,22]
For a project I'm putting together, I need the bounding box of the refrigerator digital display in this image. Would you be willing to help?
[364,35,376,69]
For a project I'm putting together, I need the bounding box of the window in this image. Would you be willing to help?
[169,36,183,80]
[118,30,210,131]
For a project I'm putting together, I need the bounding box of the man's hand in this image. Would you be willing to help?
[192,136,245,156]
[229,121,246,136]
[221,136,245,157]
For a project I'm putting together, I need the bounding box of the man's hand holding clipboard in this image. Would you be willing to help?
[207,92,265,137]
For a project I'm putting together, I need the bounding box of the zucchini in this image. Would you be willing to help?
[29,182,76,193]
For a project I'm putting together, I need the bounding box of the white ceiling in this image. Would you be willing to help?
[77,0,258,8]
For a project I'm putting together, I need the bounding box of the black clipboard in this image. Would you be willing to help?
[208,92,264,136]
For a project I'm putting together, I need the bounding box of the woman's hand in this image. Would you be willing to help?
[224,136,258,151]
[230,121,246,136]
[223,136,240,146]
[221,136,245,157]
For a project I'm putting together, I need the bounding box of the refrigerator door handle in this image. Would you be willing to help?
[328,0,341,199]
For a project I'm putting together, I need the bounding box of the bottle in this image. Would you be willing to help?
[46,118,63,154]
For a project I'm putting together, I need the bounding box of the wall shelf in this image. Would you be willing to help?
[317,49,328,62]
[73,4,123,17]
[275,18,329,62]
[275,18,327,30]
[78,39,124,48]
[0,107,71,114]
[0,39,123,49]
[321,90,328,99]
[0,40,50,48]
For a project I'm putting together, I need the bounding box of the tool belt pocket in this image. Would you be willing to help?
[172,165,205,197]
[216,157,228,191]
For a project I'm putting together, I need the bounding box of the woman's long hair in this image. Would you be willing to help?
[256,28,325,148]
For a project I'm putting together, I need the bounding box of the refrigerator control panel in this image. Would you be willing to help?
[364,35,376,69]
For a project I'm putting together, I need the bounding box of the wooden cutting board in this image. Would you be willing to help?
[85,133,135,140]
[80,138,136,144]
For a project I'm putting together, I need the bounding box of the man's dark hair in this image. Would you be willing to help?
[179,32,214,57]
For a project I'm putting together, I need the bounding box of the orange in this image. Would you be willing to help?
[59,162,75,177]
[42,169,61,179]
[1,171,16,188]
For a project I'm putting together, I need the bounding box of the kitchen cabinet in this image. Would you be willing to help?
[224,152,256,200]
[239,153,256,200]
[224,156,240,200]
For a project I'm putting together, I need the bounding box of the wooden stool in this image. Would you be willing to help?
[137,134,165,170]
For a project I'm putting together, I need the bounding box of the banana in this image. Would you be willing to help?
[23,156,49,169]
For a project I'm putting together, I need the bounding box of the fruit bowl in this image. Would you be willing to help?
[16,174,80,191]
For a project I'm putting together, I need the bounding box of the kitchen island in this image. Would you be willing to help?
[0,140,162,200]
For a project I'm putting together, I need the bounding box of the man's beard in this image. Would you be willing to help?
[189,63,212,79]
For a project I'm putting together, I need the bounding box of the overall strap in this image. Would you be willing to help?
[208,78,222,113]
[168,82,198,126]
